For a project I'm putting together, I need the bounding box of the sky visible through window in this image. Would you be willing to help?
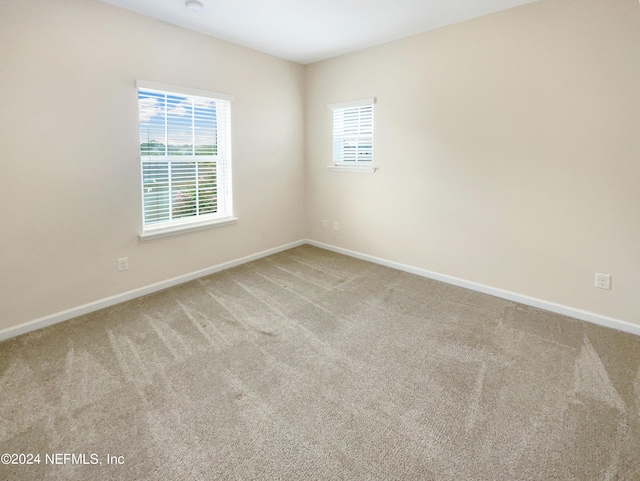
[139,90,218,156]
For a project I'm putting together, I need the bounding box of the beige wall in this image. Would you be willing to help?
[0,0,306,330]
[1,0,638,334]
[305,0,640,324]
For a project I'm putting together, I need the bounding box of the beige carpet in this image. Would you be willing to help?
[1,245,640,480]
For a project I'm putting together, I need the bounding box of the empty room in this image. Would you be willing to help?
[1,0,639,479]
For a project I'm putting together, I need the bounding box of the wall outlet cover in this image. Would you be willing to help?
[595,273,611,290]
[117,257,129,272]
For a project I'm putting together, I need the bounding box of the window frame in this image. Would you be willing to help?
[327,97,376,173]
[136,80,237,240]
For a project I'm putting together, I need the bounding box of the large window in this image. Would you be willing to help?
[136,80,234,237]
[328,98,375,171]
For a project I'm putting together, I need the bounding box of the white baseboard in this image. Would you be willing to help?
[306,240,640,337]
[0,240,307,343]
[3,238,638,343]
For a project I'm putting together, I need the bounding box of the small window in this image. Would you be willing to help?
[328,98,375,168]
[136,80,234,236]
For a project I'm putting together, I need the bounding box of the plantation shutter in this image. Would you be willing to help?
[328,98,375,164]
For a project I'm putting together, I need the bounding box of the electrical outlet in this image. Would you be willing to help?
[595,273,611,290]
[322,220,328,229]
[117,257,129,272]
[333,221,339,231]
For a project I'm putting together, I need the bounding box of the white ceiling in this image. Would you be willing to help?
[99,0,539,65]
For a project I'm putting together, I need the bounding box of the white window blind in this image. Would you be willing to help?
[329,98,375,165]
[136,80,234,233]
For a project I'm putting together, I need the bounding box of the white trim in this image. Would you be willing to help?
[0,240,306,343]
[306,240,640,337]
[136,79,235,102]
[327,97,376,110]
[3,239,637,343]
[139,217,238,241]
[327,165,376,173]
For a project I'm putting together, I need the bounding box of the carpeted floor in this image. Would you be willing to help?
[1,245,640,480]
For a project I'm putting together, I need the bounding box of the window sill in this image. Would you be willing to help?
[138,216,238,241]
[327,165,376,173]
